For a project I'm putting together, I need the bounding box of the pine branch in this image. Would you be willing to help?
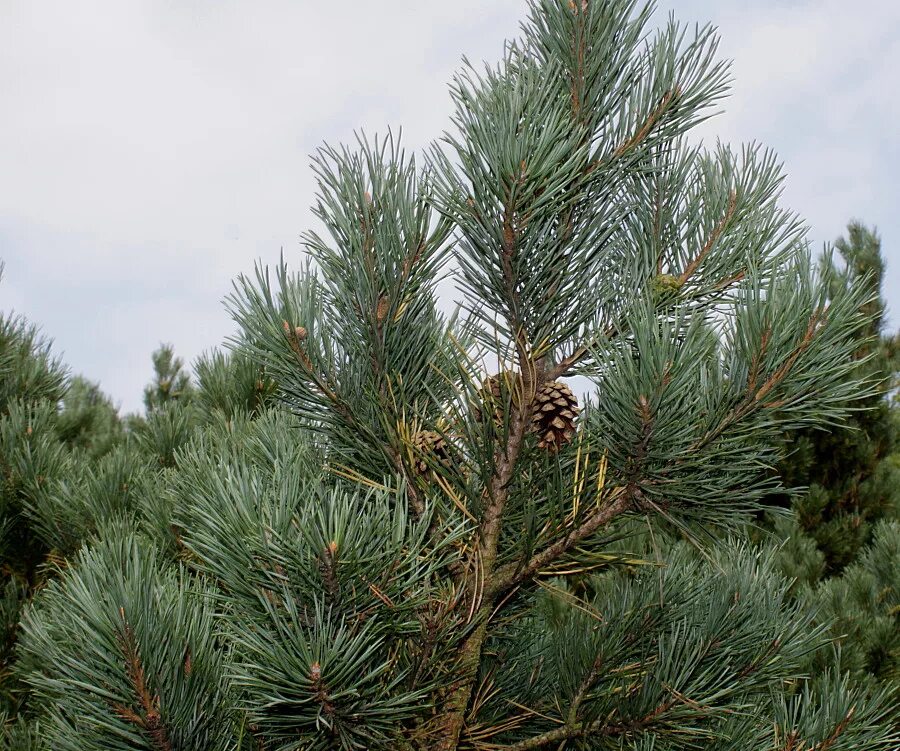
[690,305,829,453]
[678,191,737,285]
[439,394,535,748]
[502,701,674,750]
[113,607,172,751]
[568,0,588,121]
[281,320,356,426]
[490,488,634,596]
[611,87,680,160]
[388,447,427,518]
[438,183,544,747]
[567,650,605,727]
[815,708,856,751]
[777,707,856,751]
[754,307,827,404]
[548,321,619,380]
[490,391,653,595]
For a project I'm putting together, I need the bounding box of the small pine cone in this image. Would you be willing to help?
[530,381,579,451]
[412,430,452,476]
[473,373,509,428]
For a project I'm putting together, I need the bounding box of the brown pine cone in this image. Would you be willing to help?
[530,380,579,451]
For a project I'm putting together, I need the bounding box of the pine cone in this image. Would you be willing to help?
[530,380,579,451]
[473,373,509,428]
[412,430,452,476]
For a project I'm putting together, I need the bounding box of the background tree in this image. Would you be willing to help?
[142,343,194,414]
[773,222,899,576]
[769,223,900,692]
[0,266,135,717]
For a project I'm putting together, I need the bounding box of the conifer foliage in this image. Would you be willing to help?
[3,2,899,750]
[224,1,895,747]
[775,223,899,574]
[771,223,900,690]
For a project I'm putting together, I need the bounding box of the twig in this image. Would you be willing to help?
[678,191,738,285]
[501,700,674,750]
[490,489,633,597]
[113,608,172,751]
[612,88,679,160]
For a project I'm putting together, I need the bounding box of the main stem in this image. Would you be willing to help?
[437,358,537,750]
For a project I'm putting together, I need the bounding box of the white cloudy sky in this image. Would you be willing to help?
[1,0,898,413]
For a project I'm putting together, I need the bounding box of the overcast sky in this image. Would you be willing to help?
[2,0,898,414]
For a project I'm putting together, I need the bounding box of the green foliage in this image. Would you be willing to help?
[0,399,71,580]
[0,712,41,751]
[770,667,899,751]
[0,314,66,416]
[133,400,198,468]
[774,223,898,574]
[769,510,826,592]
[143,344,194,413]
[168,408,466,749]
[194,348,277,420]
[17,529,240,750]
[0,561,27,717]
[55,376,123,459]
[0,271,134,721]
[2,2,898,750]
[217,0,894,746]
[475,541,896,751]
[230,136,462,481]
[21,444,152,556]
[808,520,900,685]
[764,222,899,698]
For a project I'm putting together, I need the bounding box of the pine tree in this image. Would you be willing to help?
[56,376,124,455]
[6,2,900,749]
[143,344,194,414]
[767,224,899,693]
[809,518,900,686]
[0,266,140,717]
[774,223,899,575]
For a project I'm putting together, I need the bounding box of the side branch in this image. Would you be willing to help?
[282,320,357,427]
[493,394,652,596]
[548,321,621,381]
[754,307,826,403]
[612,88,679,160]
[284,320,429,518]
[503,700,673,750]
[438,183,538,749]
[113,608,172,751]
[691,306,827,451]
[490,488,634,596]
[678,191,738,285]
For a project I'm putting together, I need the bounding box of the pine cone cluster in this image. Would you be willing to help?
[472,372,579,452]
[529,380,579,451]
[412,430,453,476]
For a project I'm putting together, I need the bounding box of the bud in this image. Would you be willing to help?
[650,273,683,303]
[376,295,390,324]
